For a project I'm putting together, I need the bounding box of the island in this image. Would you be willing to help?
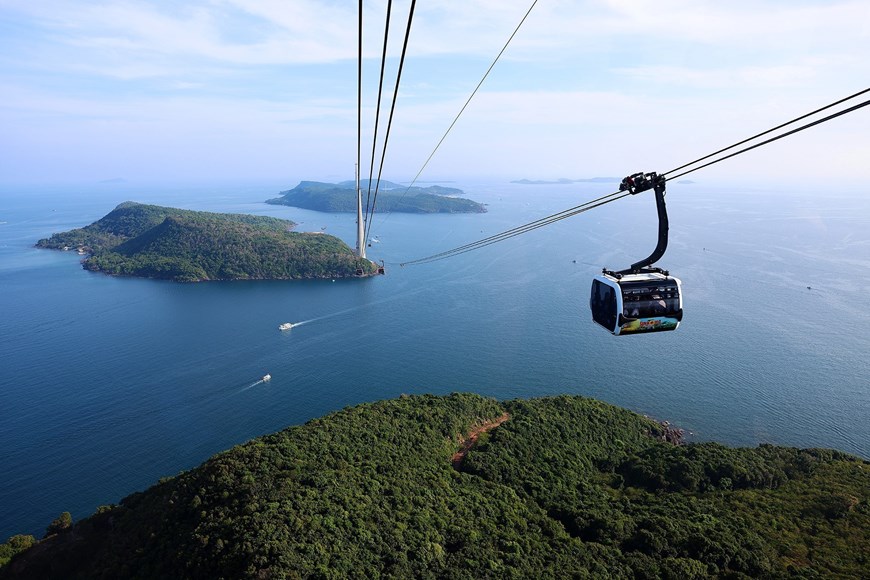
[266,180,487,213]
[2,393,866,578]
[35,202,377,282]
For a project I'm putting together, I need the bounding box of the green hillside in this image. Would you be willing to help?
[2,394,867,579]
[266,181,487,214]
[36,202,376,281]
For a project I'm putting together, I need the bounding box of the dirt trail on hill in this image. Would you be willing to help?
[452,413,510,468]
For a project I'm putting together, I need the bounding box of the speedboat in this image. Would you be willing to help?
[262,374,271,381]
[278,322,294,331]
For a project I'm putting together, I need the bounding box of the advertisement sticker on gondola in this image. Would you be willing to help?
[619,317,679,335]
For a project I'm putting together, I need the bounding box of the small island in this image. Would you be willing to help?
[266,180,486,213]
[36,202,377,282]
[2,394,867,578]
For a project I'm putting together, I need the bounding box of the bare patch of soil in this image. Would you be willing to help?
[452,413,510,469]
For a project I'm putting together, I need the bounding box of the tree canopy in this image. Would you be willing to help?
[266,181,486,214]
[2,394,867,578]
[36,202,375,281]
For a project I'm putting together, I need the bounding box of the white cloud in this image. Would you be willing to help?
[3,0,353,65]
[1,0,868,183]
[529,0,870,49]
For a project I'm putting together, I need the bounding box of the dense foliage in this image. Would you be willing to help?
[2,394,867,579]
[36,202,375,281]
[0,537,34,569]
[44,513,72,537]
[266,181,487,214]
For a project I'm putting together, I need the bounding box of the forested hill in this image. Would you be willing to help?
[266,180,487,213]
[2,394,867,579]
[36,202,375,281]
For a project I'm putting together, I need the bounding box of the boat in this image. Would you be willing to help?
[278,322,294,331]
[262,374,271,381]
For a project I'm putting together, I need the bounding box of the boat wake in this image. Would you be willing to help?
[239,375,270,392]
[277,286,432,334]
[295,288,432,327]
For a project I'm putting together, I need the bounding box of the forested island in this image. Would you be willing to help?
[2,394,867,578]
[36,202,376,281]
[266,180,487,213]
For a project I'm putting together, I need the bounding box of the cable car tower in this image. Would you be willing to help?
[354,165,385,275]
[355,163,365,259]
[353,1,388,276]
[590,172,683,335]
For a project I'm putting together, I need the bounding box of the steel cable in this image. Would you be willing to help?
[401,90,870,267]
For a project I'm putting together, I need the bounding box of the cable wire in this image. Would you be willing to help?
[376,0,540,230]
[364,0,393,225]
[401,90,870,267]
[357,0,362,230]
[668,96,870,181]
[365,0,417,242]
[400,190,629,266]
[665,87,870,176]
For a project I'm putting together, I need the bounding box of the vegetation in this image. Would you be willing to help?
[44,513,72,537]
[266,181,487,214]
[0,537,34,569]
[36,202,376,281]
[2,394,867,579]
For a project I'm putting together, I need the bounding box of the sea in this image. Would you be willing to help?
[1,179,869,540]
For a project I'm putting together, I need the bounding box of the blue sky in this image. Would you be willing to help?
[1,0,868,186]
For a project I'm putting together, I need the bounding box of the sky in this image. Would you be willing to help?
[1,0,869,187]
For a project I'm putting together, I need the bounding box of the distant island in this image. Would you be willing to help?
[36,202,376,282]
[511,177,621,185]
[266,180,486,213]
[2,393,866,578]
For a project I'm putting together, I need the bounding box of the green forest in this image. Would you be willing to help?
[2,394,867,579]
[36,202,376,281]
[266,181,487,214]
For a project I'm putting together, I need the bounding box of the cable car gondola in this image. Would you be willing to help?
[590,172,683,335]
[591,270,682,335]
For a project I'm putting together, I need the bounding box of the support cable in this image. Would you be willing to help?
[401,91,870,267]
[665,87,870,177]
[668,96,870,180]
[357,0,362,185]
[400,190,629,266]
[365,0,417,242]
[355,0,364,257]
[376,0,539,230]
[364,0,393,224]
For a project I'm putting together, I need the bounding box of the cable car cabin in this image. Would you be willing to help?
[590,271,682,335]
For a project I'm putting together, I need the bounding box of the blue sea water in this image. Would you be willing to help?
[1,179,869,540]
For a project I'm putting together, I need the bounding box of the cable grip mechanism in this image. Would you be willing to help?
[605,172,670,276]
[618,172,665,195]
